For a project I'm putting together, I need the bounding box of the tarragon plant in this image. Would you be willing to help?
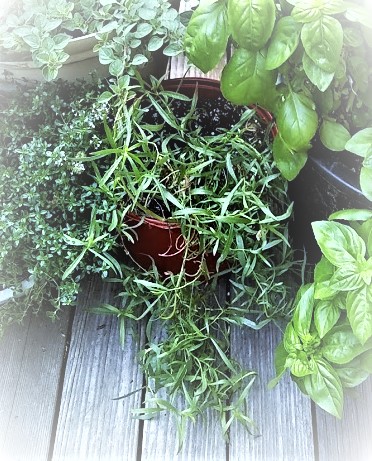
[270,208,372,418]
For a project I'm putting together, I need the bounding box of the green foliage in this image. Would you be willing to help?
[0,77,117,334]
[0,0,184,80]
[270,210,372,417]
[184,0,372,190]
[68,76,301,438]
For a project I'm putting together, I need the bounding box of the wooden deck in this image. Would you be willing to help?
[1,276,372,461]
[2,2,372,458]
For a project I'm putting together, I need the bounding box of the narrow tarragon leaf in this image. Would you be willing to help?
[346,286,372,345]
[228,0,276,51]
[301,16,343,73]
[266,16,302,70]
[184,0,229,73]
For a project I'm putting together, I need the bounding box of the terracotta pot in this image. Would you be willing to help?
[124,77,276,275]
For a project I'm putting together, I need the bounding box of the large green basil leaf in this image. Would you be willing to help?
[274,340,289,375]
[314,256,334,283]
[301,16,343,73]
[346,286,372,345]
[276,91,318,150]
[290,353,315,377]
[314,299,341,339]
[312,221,366,266]
[293,283,314,337]
[302,53,334,92]
[335,362,370,388]
[345,127,372,158]
[228,0,276,51]
[184,1,230,74]
[291,0,347,23]
[221,47,278,109]
[303,358,343,418]
[322,325,372,364]
[329,209,372,222]
[360,166,372,202]
[272,134,308,180]
[328,265,364,293]
[265,17,302,70]
[283,322,302,353]
[319,120,351,151]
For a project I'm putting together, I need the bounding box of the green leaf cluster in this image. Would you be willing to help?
[184,0,372,186]
[270,209,372,418]
[0,0,184,80]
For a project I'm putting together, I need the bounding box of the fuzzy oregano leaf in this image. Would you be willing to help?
[184,0,230,74]
[266,16,302,70]
[312,221,366,267]
[228,0,276,51]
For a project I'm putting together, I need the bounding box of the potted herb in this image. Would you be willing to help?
[60,74,299,437]
[270,208,372,418]
[0,0,184,82]
[183,0,372,254]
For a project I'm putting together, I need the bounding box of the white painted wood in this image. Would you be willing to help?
[52,278,145,461]
[229,323,315,461]
[316,377,372,461]
[168,0,227,81]
[0,306,70,461]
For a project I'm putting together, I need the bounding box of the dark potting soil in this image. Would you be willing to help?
[144,95,270,146]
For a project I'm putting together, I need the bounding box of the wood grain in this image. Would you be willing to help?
[229,323,315,461]
[52,277,145,461]
[0,306,70,461]
[316,376,372,461]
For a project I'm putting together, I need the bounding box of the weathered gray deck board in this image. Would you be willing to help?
[0,306,70,461]
[229,323,315,461]
[52,278,145,461]
[316,376,372,461]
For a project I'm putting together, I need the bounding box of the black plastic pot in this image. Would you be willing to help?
[288,141,371,263]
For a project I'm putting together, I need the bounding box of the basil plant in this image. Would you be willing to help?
[184,0,372,199]
[270,209,372,418]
